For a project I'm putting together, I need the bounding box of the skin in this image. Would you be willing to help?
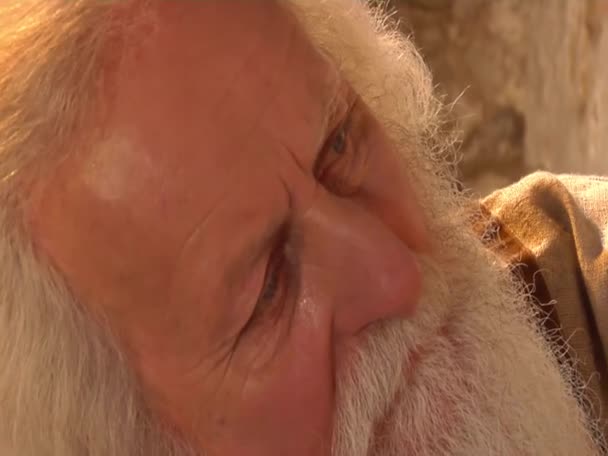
[26,1,430,454]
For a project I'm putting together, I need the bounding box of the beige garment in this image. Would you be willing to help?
[481,172,608,435]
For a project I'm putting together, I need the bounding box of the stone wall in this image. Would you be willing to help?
[393,0,608,194]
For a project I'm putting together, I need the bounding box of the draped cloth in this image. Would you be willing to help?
[479,172,608,438]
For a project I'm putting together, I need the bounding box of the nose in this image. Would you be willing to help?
[299,191,423,336]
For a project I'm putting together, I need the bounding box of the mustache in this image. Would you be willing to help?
[331,249,458,455]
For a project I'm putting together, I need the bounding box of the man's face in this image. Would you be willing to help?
[25,1,600,455]
[28,1,429,453]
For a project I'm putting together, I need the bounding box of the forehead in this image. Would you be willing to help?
[96,0,338,193]
[35,0,343,308]
[81,0,341,211]
[117,0,338,130]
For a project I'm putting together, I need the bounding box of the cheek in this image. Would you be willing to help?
[216,301,336,455]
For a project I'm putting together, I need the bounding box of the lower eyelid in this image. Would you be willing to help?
[239,252,271,318]
[324,139,369,196]
[258,249,286,304]
[347,110,372,177]
[262,243,300,316]
[277,247,300,331]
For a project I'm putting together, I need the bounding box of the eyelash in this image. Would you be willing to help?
[258,246,285,305]
[314,99,363,197]
[315,116,358,195]
[247,227,293,330]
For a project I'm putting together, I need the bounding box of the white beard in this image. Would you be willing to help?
[288,0,605,455]
[332,237,603,456]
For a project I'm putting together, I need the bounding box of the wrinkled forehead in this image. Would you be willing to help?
[103,0,342,144]
[136,0,338,87]
[95,0,344,173]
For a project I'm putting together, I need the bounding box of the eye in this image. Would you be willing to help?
[245,225,293,331]
[331,124,348,155]
[314,111,363,195]
[239,249,286,336]
[258,247,285,305]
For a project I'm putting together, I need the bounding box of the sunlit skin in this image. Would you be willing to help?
[26,1,430,454]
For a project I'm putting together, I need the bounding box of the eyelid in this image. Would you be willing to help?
[257,235,287,304]
[318,98,371,196]
[324,81,356,132]
[242,222,292,330]
[314,96,358,176]
[312,95,359,170]
[332,84,359,138]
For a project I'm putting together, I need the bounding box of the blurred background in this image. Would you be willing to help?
[391,0,608,194]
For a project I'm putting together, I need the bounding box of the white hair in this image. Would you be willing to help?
[0,1,188,454]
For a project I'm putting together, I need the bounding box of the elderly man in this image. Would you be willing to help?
[0,0,606,455]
